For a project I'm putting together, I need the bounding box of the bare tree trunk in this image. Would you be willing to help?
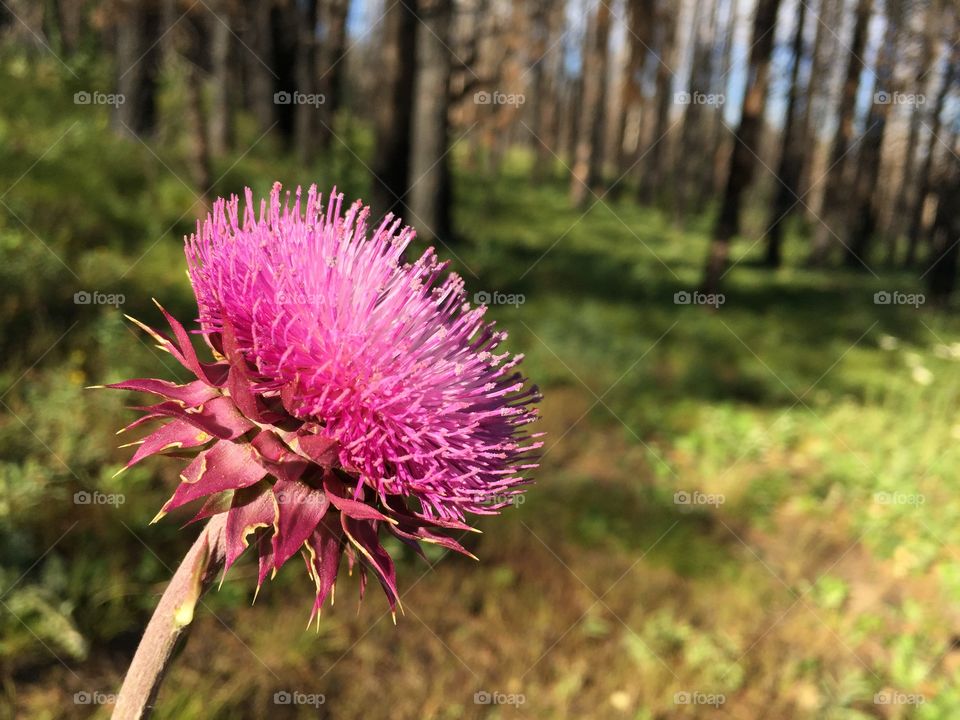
[845,3,902,268]
[615,0,654,180]
[925,162,960,307]
[887,3,936,265]
[638,0,678,205]
[906,43,958,267]
[675,0,721,220]
[764,0,808,267]
[709,0,739,197]
[294,0,319,163]
[408,0,453,243]
[808,0,873,265]
[796,0,835,201]
[244,0,276,134]
[703,0,782,292]
[317,0,350,149]
[371,0,417,220]
[531,0,565,180]
[570,1,611,207]
[113,0,162,138]
[207,0,234,158]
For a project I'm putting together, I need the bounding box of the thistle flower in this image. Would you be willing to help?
[108,183,541,622]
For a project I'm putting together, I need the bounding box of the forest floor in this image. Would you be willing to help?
[4,58,960,719]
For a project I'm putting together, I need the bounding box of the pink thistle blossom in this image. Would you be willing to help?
[108,183,542,621]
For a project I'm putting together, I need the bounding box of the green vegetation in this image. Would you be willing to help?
[3,57,960,719]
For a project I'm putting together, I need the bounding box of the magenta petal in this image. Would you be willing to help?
[294,433,340,466]
[224,490,278,572]
[162,441,268,513]
[220,316,262,421]
[272,477,329,568]
[126,418,213,467]
[154,301,228,386]
[147,396,255,440]
[342,515,399,611]
[305,514,344,619]
[256,531,276,589]
[106,378,221,406]
[323,472,391,522]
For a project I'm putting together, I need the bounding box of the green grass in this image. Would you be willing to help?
[3,53,960,719]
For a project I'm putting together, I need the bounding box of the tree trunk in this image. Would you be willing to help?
[371,0,417,221]
[675,0,720,220]
[844,4,901,268]
[408,0,453,243]
[531,0,565,181]
[317,0,350,150]
[906,43,958,266]
[207,0,233,158]
[113,0,162,138]
[764,0,808,267]
[638,0,677,205]
[243,0,276,134]
[709,0,739,197]
[294,0,319,163]
[569,1,611,207]
[615,0,654,180]
[887,5,936,265]
[703,0,782,292]
[808,0,873,265]
[925,164,960,307]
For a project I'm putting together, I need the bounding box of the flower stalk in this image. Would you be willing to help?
[112,515,227,720]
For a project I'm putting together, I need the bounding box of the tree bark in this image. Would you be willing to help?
[113,0,162,138]
[615,0,654,181]
[408,0,453,243]
[906,42,958,266]
[207,0,234,158]
[243,0,276,134]
[925,163,960,307]
[808,0,873,265]
[887,2,936,265]
[764,0,808,267]
[317,0,350,150]
[844,3,901,268]
[570,0,611,207]
[638,0,677,205]
[371,0,417,221]
[703,0,782,292]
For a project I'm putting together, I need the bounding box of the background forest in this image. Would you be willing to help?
[2,0,960,718]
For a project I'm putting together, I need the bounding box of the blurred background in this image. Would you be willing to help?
[2,0,960,717]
